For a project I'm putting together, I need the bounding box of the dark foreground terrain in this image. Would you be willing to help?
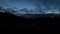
[0,12,60,32]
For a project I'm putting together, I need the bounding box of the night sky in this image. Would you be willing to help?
[0,0,60,9]
[0,0,60,18]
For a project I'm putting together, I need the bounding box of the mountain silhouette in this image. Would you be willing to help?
[0,12,60,24]
[0,11,60,32]
[0,6,60,24]
[0,6,60,32]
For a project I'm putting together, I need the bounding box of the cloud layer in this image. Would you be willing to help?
[0,0,60,18]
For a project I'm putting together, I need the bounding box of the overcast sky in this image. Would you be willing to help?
[0,0,60,9]
[0,0,60,18]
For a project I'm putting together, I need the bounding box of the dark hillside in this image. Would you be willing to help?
[0,12,60,32]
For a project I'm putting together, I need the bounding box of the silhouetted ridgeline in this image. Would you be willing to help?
[0,12,60,24]
[0,12,26,24]
[0,12,60,32]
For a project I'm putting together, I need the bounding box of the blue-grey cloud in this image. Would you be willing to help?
[0,0,60,18]
[0,0,60,9]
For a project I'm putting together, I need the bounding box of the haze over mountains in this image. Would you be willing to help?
[0,6,60,18]
[0,0,60,32]
[0,0,60,18]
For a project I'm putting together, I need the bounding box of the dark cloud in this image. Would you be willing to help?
[0,0,60,18]
[0,0,60,9]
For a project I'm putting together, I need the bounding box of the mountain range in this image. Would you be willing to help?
[0,6,60,32]
[0,6,60,18]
